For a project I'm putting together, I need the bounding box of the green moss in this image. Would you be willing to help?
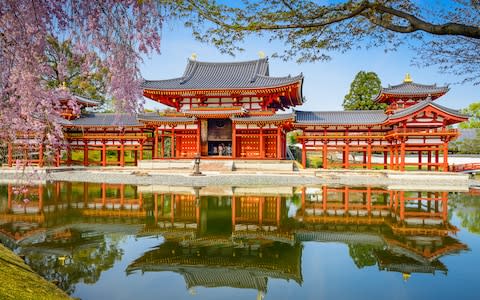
[0,245,71,300]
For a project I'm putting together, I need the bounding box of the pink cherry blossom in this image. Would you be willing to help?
[0,0,164,153]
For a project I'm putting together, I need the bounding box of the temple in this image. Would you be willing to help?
[2,58,468,170]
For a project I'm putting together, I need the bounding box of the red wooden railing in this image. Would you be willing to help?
[451,163,480,172]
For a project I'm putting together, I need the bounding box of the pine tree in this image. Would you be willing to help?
[342,71,385,110]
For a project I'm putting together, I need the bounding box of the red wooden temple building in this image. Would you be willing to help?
[2,58,468,171]
[294,74,468,170]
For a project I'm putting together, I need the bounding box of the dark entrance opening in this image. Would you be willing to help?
[207,118,232,156]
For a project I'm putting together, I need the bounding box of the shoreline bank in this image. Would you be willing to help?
[0,244,71,300]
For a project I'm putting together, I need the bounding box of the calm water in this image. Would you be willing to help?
[1,182,480,300]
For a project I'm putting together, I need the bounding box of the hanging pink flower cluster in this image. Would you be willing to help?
[0,0,163,147]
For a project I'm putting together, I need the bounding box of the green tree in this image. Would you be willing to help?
[43,36,109,105]
[343,71,385,110]
[460,102,480,129]
[452,129,480,154]
[175,1,480,83]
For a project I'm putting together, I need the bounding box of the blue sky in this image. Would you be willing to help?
[140,23,478,112]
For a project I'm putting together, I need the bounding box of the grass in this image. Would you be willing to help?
[69,149,155,164]
[0,244,71,300]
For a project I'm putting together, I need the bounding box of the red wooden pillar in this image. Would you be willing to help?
[344,143,350,169]
[276,127,282,159]
[322,142,328,169]
[102,142,106,167]
[83,141,89,166]
[383,150,388,169]
[55,149,61,167]
[400,140,406,171]
[7,143,13,167]
[418,151,422,170]
[196,122,201,156]
[259,126,264,158]
[301,139,307,168]
[427,150,432,171]
[435,149,439,171]
[153,127,159,159]
[120,142,125,167]
[394,145,399,170]
[389,146,394,170]
[367,142,372,169]
[443,141,449,172]
[38,144,44,167]
[232,124,237,158]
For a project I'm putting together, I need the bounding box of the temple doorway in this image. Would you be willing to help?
[206,118,232,156]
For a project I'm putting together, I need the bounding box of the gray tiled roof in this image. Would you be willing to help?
[69,113,143,127]
[137,113,196,123]
[142,58,303,90]
[73,95,100,106]
[294,110,388,125]
[389,100,468,119]
[183,107,247,116]
[231,113,294,123]
[378,82,449,97]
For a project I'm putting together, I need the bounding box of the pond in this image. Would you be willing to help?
[0,182,479,300]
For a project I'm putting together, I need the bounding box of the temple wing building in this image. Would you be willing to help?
[294,74,467,170]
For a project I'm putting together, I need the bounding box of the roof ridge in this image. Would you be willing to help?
[386,82,447,89]
[256,74,303,80]
[180,60,199,84]
[295,110,385,113]
[186,57,268,65]
[250,59,261,83]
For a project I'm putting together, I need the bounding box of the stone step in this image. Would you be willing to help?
[137,159,294,172]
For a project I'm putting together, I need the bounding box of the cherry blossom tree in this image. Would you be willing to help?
[0,0,164,152]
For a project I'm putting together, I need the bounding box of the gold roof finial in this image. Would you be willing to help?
[404,73,413,83]
[190,53,198,61]
[402,273,411,282]
[258,51,266,59]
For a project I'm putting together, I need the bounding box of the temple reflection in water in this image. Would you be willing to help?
[0,182,469,295]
